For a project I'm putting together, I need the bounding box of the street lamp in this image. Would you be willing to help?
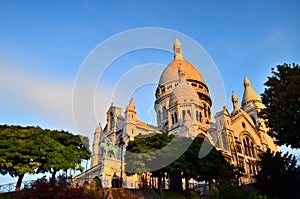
[112,172,117,188]
[119,137,125,188]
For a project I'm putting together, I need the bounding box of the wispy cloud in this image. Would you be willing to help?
[0,63,75,131]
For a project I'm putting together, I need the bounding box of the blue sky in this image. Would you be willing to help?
[1,0,300,184]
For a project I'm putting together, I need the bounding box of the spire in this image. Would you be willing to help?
[242,76,262,107]
[244,76,251,87]
[126,98,135,112]
[173,36,183,60]
[91,122,102,167]
[232,90,239,104]
[125,98,136,122]
[174,36,181,46]
[231,90,240,116]
[94,122,102,135]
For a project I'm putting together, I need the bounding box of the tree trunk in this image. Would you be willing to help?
[185,176,189,191]
[15,174,24,192]
[162,174,165,188]
[158,174,163,193]
[50,170,57,187]
[51,170,57,180]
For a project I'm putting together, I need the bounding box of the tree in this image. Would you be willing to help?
[125,133,238,193]
[0,125,42,191]
[165,136,238,192]
[0,125,91,191]
[125,133,174,192]
[260,63,300,148]
[255,149,300,198]
[36,130,91,180]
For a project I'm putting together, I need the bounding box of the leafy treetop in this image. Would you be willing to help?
[0,124,91,191]
[260,63,300,148]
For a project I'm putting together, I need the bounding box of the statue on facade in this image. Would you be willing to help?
[100,140,117,159]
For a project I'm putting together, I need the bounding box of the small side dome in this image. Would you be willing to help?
[170,69,200,107]
[242,76,262,107]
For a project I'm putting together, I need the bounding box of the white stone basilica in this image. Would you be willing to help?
[75,38,278,188]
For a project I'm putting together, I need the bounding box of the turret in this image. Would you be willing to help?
[231,90,241,116]
[91,123,102,167]
[106,102,122,145]
[241,76,265,126]
[125,98,136,122]
[242,76,263,108]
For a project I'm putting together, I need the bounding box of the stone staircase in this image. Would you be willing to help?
[106,188,142,199]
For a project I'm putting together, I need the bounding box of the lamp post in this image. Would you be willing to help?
[119,138,125,188]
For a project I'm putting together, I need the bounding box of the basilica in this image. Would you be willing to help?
[75,38,278,188]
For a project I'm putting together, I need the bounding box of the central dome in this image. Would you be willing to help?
[155,37,211,106]
[154,37,212,131]
[159,59,205,86]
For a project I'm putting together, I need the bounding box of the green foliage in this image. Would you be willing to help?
[260,63,300,148]
[126,133,238,192]
[248,192,267,199]
[210,188,267,199]
[0,125,41,177]
[255,149,300,198]
[125,133,175,174]
[0,124,91,190]
[165,136,239,192]
[36,129,91,178]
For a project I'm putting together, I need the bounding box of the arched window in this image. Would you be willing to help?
[182,110,186,119]
[250,115,256,125]
[187,110,191,117]
[174,112,178,123]
[199,112,202,122]
[163,107,167,120]
[243,136,255,158]
[171,114,174,125]
[222,132,229,150]
[110,112,114,130]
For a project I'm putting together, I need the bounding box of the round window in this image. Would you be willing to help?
[242,122,246,128]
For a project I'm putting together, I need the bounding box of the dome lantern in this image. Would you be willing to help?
[173,36,183,60]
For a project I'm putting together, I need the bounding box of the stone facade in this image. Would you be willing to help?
[75,38,278,187]
[209,78,279,184]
